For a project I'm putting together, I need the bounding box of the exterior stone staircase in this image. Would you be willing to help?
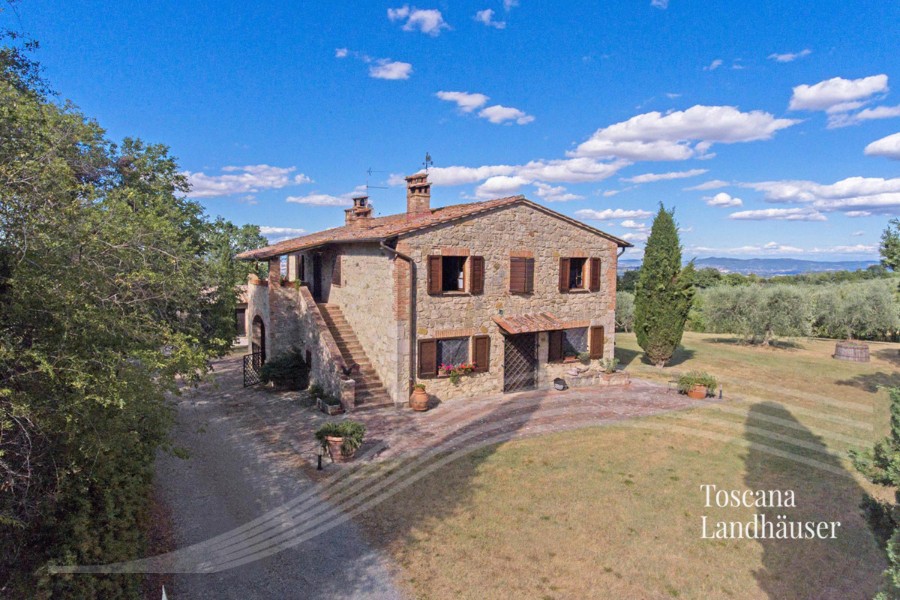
[317,304,394,410]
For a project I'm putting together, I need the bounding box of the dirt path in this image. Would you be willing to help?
[153,357,405,599]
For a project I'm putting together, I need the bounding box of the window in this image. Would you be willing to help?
[548,327,588,362]
[296,254,305,282]
[427,254,485,295]
[437,337,469,367]
[442,256,466,292]
[235,308,246,336]
[509,257,535,294]
[568,258,587,289]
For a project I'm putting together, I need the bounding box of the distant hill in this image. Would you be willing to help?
[617,257,880,276]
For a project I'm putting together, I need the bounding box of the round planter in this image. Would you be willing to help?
[833,341,870,363]
[409,388,429,411]
[324,435,354,462]
[687,385,708,400]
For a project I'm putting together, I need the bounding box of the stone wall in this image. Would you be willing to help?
[325,243,401,403]
[397,202,619,401]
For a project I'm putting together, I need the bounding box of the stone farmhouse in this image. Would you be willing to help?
[237,173,631,410]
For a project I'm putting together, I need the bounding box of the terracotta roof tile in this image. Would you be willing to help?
[493,312,566,335]
[236,195,631,260]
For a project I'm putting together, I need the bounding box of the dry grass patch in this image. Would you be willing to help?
[356,333,898,599]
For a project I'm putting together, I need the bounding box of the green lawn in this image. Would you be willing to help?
[357,333,898,599]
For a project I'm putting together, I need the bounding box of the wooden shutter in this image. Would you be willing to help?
[332,254,342,286]
[558,258,570,292]
[510,257,526,293]
[418,339,437,377]
[589,326,605,359]
[524,258,535,293]
[297,255,305,282]
[589,257,601,292]
[470,256,485,295]
[548,330,563,362]
[473,335,490,373]
[427,255,442,295]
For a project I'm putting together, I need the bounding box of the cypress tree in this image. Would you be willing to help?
[633,204,695,366]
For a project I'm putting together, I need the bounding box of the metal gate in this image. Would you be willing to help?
[503,333,537,393]
[243,351,263,387]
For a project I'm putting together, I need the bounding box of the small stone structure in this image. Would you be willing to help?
[833,341,870,363]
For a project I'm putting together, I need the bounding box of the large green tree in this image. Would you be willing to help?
[881,218,900,272]
[633,204,695,366]
[0,29,259,597]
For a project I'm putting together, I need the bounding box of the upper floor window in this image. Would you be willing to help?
[569,258,587,289]
[442,256,466,292]
[427,254,484,295]
[559,257,602,293]
[509,257,535,294]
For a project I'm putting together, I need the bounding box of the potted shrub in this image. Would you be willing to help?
[318,394,344,416]
[577,352,592,365]
[409,383,429,411]
[678,371,717,400]
[600,357,619,374]
[315,420,366,462]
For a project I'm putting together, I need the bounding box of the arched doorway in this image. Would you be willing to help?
[251,315,266,364]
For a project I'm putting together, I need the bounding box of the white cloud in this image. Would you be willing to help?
[369,59,413,80]
[685,179,730,191]
[689,242,877,256]
[789,74,888,112]
[474,175,530,199]
[285,193,353,207]
[533,182,583,202]
[728,208,827,221]
[705,192,743,207]
[620,220,647,229]
[185,165,311,198]
[665,92,682,99]
[864,132,900,160]
[575,208,654,221]
[503,0,519,9]
[622,168,708,184]
[388,5,450,36]
[259,226,306,238]
[651,0,669,9]
[829,104,900,128]
[622,232,649,242]
[335,48,349,58]
[741,175,900,214]
[572,105,798,161]
[435,90,489,112]
[704,59,723,71]
[768,49,811,63]
[474,9,506,28]
[602,190,621,197]
[851,230,865,237]
[478,104,535,125]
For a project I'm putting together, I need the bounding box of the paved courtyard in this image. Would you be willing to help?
[205,354,706,472]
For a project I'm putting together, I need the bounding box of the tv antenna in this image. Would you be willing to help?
[365,167,388,191]
[423,152,434,172]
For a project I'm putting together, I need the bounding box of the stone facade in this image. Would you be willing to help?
[243,198,622,407]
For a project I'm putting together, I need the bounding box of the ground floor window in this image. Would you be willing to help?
[548,327,588,362]
[437,337,469,367]
[235,308,246,336]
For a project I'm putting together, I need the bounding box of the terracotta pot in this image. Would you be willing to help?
[324,435,353,462]
[409,388,429,411]
[687,385,708,400]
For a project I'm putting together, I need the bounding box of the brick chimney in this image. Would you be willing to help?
[344,195,373,227]
[405,172,431,216]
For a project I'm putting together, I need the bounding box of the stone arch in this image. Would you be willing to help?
[251,315,266,363]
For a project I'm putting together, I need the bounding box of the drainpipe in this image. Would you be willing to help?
[380,239,417,398]
[617,246,626,258]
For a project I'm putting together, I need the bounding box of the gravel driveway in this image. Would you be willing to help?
[153,356,405,600]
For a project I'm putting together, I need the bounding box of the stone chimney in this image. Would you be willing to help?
[405,172,431,216]
[344,195,373,227]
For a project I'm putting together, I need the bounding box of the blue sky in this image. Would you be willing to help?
[17,0,900,260]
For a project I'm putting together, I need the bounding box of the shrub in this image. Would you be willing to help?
[600,357,619,374]
[315,420,366,456]
[812,280,898,340]
[677,371,717,394]
[615,291,635,332]
[702,284,810,345]
[259,346,310,390]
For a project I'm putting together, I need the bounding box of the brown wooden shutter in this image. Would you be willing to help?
[470,256,485,295]
[524,258,535,293]
[427,255,442,295]
[297,255,305,282]
[548,330,563,362]
[332,254,342,286]
[589,326,605,359]
[558,258,570,292]
[473,335,490,373]
[418,339,437,377]
[510,257,526,293]
[589,257,601,292]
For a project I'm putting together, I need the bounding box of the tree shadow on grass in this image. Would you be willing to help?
[836,372,900,394]
[707,336,805,351]
[873,348,900,367]
[615,344,694,368]
[744,402,884,599]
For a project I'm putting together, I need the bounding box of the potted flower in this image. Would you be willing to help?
[677,371,717,400]
[315,420,366,462]
[410,383,429,411]
[438,364,452,378]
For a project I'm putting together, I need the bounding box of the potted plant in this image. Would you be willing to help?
[563,352,579,364]
[315,420,366,462]
[318,394,344,416]
[677,371,717,400]
[438,364,452,378]
[410,383,429,411]
[577,352,592,365]
[600,357,619,374]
